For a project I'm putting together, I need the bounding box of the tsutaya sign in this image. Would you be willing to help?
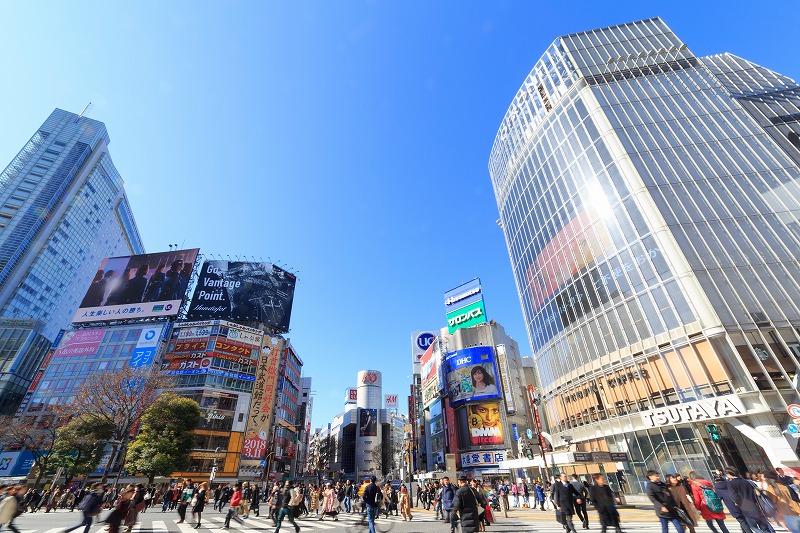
[641,395,745,428]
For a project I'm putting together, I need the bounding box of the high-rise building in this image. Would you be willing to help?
[0,109,143,413]
[489,18,800,491]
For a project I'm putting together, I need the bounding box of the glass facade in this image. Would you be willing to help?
[489,18,800,490]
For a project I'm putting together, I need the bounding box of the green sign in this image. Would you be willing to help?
[446,299,487,334]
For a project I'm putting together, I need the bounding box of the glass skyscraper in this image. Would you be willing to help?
[489,18,800,490]
[0,108,144,414]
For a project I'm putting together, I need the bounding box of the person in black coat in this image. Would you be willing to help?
[452,477,479,533]
[724,468,774,533]
[589,474,622,533]
[552,473,583,533]
[714,475,754,533]
[645,470,684,533]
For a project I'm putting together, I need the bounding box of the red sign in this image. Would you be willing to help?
[362,372,379,384]
[349,388,358,401]
[788,404,800,418]
[215,338,254,358]
[174,340,208,352]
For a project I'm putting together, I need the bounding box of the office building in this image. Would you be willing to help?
[0,109,143,413]
[489,17,800,491]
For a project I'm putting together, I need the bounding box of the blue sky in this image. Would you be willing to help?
[1,1,798,428]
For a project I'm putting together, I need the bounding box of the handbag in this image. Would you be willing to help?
[675,508,693,527]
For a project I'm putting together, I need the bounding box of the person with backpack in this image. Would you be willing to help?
[764,472,800,533]
[725,467,775,533]
[63,483,105,533]
[689,472,730,533]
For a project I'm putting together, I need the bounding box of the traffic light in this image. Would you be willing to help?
[524,448,534,460]
[706,424,721,442]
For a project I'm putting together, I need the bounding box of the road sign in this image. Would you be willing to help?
[526,428,534,440]
[793,418,800,425]
[787,404,800,418]
[788,424,799,435]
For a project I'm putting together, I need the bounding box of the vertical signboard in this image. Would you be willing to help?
[444,279,487,334]
[420,339,441,408]
[239,333,284,476]
[130,324,165,368]
[496,344,517,413]
[345,388,358,404]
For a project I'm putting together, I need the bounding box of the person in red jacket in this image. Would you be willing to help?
[689,472,730,533]
[224,483,245,529]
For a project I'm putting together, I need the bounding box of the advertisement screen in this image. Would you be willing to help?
[187,261,296,332]
[445,346,501,406]
[466,402,504,446]
[73,248,199,323]
[359,408,378,437]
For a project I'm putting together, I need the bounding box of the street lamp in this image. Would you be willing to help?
[210,447,222,482]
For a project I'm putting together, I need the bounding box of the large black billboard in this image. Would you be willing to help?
[187,260,296,332]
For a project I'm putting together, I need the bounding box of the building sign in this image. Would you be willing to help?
[640,395,745,428]
[361,371,380,385]
[610,452,629,461]
[420,338,442,408]
[496,345,517,413]
[421,379,439,408]
[187,260,296,333]
[445,346,502,406]
[239,334,285,476]
[444,279,488,334]
[345,388,358,403]
[460,450,505,468]
[0,451,35,477]
[446,299,487,334]
[73,249,199,323]
[130,324,165,368]
[467,402,503,446]
[574,452,593,462]
[54,329,105,357]
[385,394,398,409]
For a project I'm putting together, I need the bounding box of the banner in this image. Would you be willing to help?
[467,402,504,446]
[54,329,104,357]
[238,334,285,476]
[385,394,398,409]
[445,346,502,406]
[359,408,378,437]
[73,249,199,323]
[187,261,296,332]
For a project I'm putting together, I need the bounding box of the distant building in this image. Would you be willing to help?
[0,109,143,414]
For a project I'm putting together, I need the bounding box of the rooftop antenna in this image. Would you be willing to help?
[77,102,93,120]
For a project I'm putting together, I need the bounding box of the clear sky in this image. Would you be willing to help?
[1,1,798,429]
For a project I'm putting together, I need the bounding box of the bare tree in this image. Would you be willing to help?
[0,415,60,488]
[370,443,384,474]
[57,365,172,482]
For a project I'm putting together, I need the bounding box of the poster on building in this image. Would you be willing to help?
[385,394,398,409]
[359,408,378,437]
[445,346,501,406]
[53,329,105,357]
[238,334,285,476]
[187,261,296,332]
[467,402,503,446]
[73,249,199,323]
[129,324,166,368]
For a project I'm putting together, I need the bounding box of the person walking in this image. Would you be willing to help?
[553,473,583,533]
[63,483,104,533]
[191,482,208,528]
[667,474,699,533]
[442,477,458,532]
[273,480,300,533]
[176,481,195,524]
[689,471,730,533]
[362,476,382,533]
[240,483,251,519]
[249,484,261,518]
[764,472,800,533]
[309,485,319,516]
[125,484,146,533]
[498,480,510,518]
[536,482,546,511]
[162,486,174,513]
[715,473,755,533]
[646,470,685,533]
[452,476,480,533]
[571,475,590,529]
[223,483,245,529]
[470,479,489,530]
[399,485,413,522]
[726,467,775,533]
[320,483,338,521]
[0,484,24,533]
[106,488,134,533]
[589,474,622,533]
[434,481,443,519]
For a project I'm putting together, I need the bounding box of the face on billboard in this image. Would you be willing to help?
[446,346,501,406]
[468,402,503,446]
[73,249,199,323]
[187,261,296,332]
[359,408,377,437]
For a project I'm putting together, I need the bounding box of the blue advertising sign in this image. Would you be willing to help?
[444,278,483,313]
[445,346,502,406]
[512,424,519,441]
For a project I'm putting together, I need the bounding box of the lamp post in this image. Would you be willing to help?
[210,447,222,482]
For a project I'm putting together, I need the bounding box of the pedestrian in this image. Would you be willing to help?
[511,481,519,508]
[498,479,510,518]
[63,483,104,533]
[162,486,173,513]
[223,483,245,529]
[442,477,458,531]
[125,484,146,533]
[645,470,685,533]
[714,473,755,533]
[667,474,699,533]
[536,481,546,511]
[589,474,622,533]
[191,482,208,529]
[362,476,382,533]
[452,476,480,533]
[0,484,24,533]
[764,472,800,533]
[725,467,775,533]
[309,485,319,516]
[399,485,413,522]
[319,483,338,521]
[176,480,194,524]
[571,474,590,529]
[688,471,730,533]
[434,481,443,519]
[105,488,134,533]
[469,479,488,530]
[240,482,251,519]
[273,480,301,533]
[249,484,261,517]
[553,472,583,533]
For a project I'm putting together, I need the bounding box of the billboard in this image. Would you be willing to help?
[54,329,105,357]
[385,394,398,409]
[73,248,199,323]
[129,324,166,368]
[411,331,436,368]
[187,261,296,332]
[359,408,378,437]
[445,346,501,406]
[466,402,503,446]
[444,279,487,334]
